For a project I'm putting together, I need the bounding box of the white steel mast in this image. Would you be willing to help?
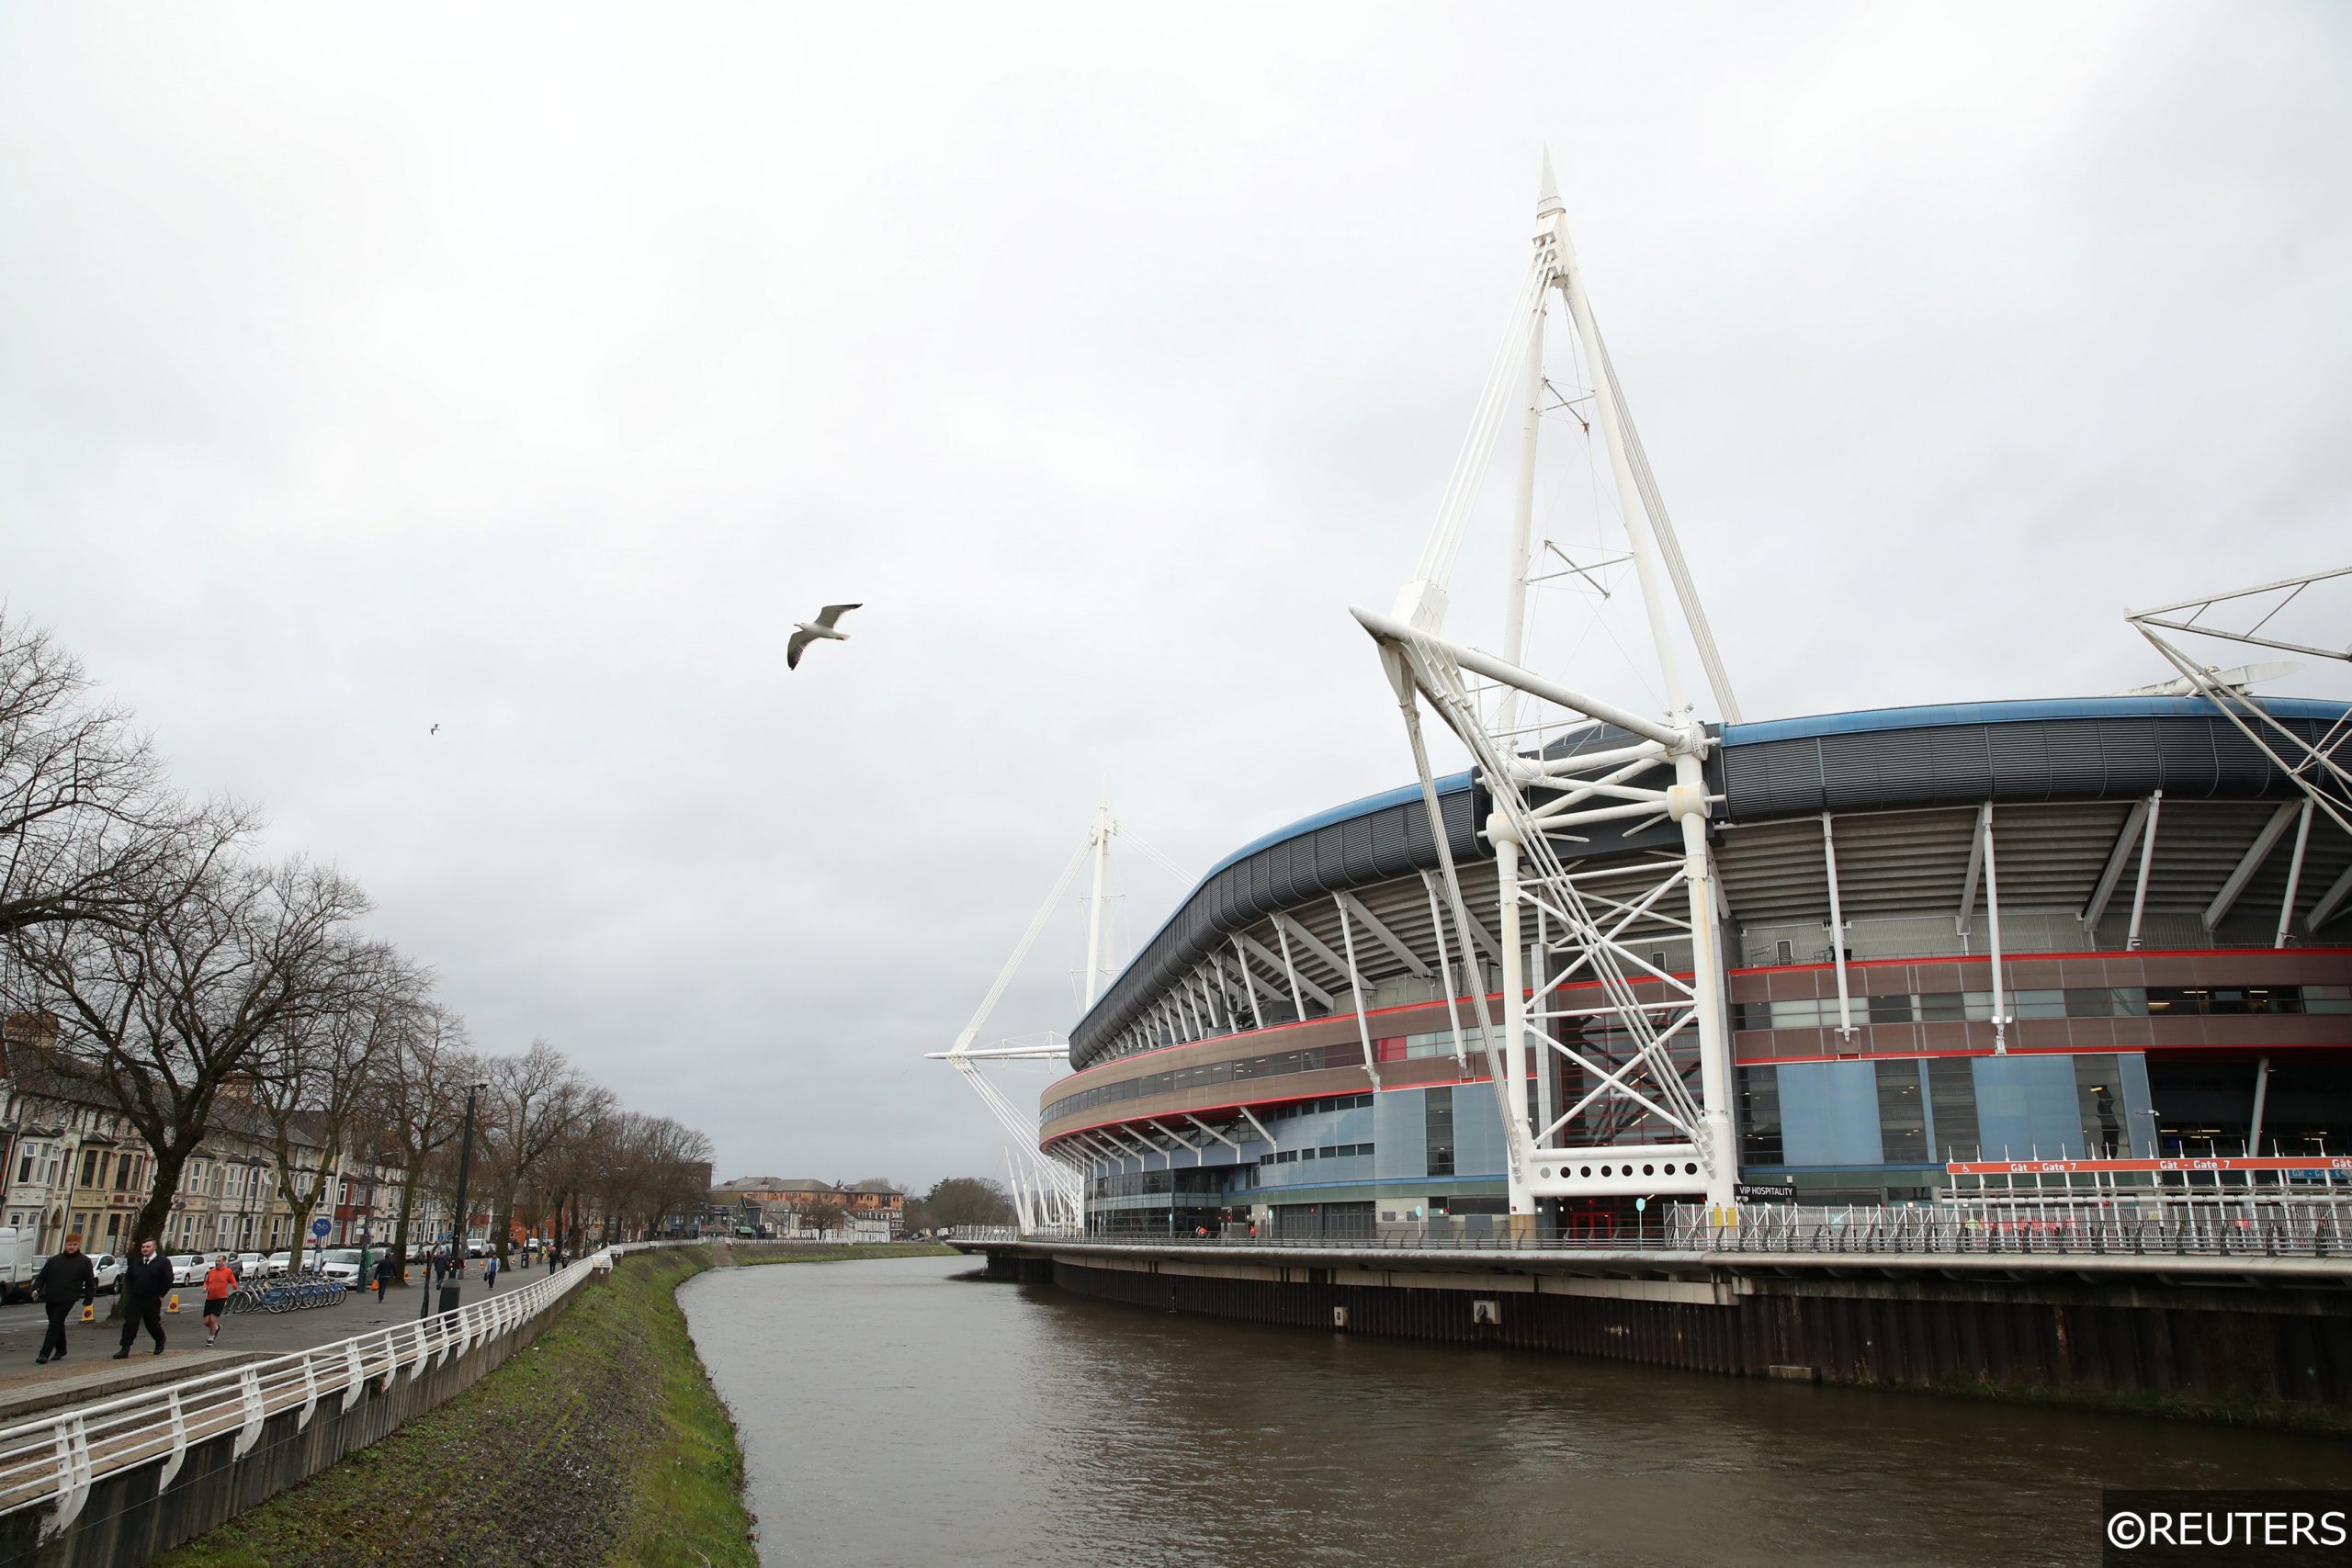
[929,795,1175,1232]
[1357,154,1743,1221]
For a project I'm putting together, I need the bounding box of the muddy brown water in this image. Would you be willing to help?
[681,1255,2346,1567]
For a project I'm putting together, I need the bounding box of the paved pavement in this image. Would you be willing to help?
[0,1266,547,1425]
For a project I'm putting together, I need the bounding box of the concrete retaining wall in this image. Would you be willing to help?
[0,1285,591,1568]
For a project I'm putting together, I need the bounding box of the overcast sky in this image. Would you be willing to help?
[4,5,2347,1192]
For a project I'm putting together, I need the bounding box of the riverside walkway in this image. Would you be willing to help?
[0,1270,546,1426]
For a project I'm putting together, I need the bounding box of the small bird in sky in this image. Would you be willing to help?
[430,723,441,736]
[786,604,862,670]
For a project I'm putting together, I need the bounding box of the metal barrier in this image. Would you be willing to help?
[0,1241,675,1540]
[946,1201,2352,1259]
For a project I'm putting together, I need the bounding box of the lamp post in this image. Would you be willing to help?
[424,1082,485,1318]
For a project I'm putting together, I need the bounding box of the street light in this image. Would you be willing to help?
[421,1081,486,1320]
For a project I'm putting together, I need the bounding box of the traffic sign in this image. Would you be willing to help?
[311,1218,332,1238]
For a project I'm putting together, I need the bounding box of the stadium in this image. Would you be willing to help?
[964,171,2352,1242]
[1039,694,2352,1235]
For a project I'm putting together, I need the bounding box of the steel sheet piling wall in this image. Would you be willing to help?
[1038,1257,2351,1417]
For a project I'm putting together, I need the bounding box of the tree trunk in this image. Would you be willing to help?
[129,1139,194,1253]
[391,1158,421,1287]
[281,1168,329,1277]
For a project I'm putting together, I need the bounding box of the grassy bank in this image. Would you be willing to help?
[728,1239,956,1266]
[161,1247,756,1568]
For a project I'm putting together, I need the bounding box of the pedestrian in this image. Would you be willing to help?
[484,1252,500,1290]
[373,1251,395,1302]
[113,1238,173,1359]
[431,1248,448,1287]
[33,1234,96,1365]
[202,1255,237,1348]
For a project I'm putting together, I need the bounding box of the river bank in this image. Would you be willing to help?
[159,1247,756,1568]
[727,1240,956,1267]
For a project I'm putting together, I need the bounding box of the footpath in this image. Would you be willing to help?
[0,1271,546,1427]
[156,1247,755,1568]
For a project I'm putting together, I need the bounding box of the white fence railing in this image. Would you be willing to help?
[0,1241,672,1542]
[946,1202,2352,1259]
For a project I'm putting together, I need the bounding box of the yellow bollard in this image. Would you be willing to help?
[79,1303,94,1323]
[166,1292,181,1314]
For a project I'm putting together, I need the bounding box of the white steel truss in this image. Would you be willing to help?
[2126,569,2352,865]
[1352,156,1740,1215]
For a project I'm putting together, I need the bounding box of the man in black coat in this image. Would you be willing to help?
[112,1238,173,1359]
[33,1234,96,1364]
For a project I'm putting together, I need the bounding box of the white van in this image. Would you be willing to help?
[0,1227,37,1304]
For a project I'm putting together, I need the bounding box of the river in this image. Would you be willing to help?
[681,1255,2346,1567]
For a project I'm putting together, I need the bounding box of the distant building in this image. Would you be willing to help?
[708,1176,905,1238]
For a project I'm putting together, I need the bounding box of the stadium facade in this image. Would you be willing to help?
[1038,695,2352,1235]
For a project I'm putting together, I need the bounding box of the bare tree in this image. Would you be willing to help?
[630,1116,714,1237]
[249,941,422,1275]
[479,1040,611,1262]
[0,614,241,936]
[365,1000,477,1281]
[2,851,369,1250]
[906,1177,1015,1231]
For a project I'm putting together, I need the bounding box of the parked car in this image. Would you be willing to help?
[231,1251,267,1280]
[89,1254,125,1295]
[315,1247,365,1287]
[169,1254,208,1287]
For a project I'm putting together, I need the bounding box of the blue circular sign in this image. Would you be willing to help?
[311,1218,332,1238]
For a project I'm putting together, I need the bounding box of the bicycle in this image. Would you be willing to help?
[226,1276,346,1314]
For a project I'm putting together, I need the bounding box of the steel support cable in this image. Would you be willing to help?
[1414,258,1552,592]
[1114,829,1193,886]
[953,838,1091,1052]
[956,1063,1082,1214]
[1587,318,1743,723]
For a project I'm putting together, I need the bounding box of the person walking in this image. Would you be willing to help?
[373,1252,395,1302]
[201,1255,238,1348]
[431,1248,448,1288]
[33,1235,96,1365]
[113,1238,174,1359]
[484,1252,500,1290]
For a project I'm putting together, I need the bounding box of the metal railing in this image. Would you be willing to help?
[0,1241,672,1541]
[945,1201,2352,1260]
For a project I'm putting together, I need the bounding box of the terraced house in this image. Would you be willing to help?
[0,1014,437,1257]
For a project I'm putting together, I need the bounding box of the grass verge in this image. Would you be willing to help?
[728,1240,955,1266]
[159,1247,757,1568]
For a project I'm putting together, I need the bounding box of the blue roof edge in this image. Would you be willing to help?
[1722,694,2352,747]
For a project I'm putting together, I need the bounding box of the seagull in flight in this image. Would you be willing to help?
[430,723,440,736]
[787,604,862,670]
